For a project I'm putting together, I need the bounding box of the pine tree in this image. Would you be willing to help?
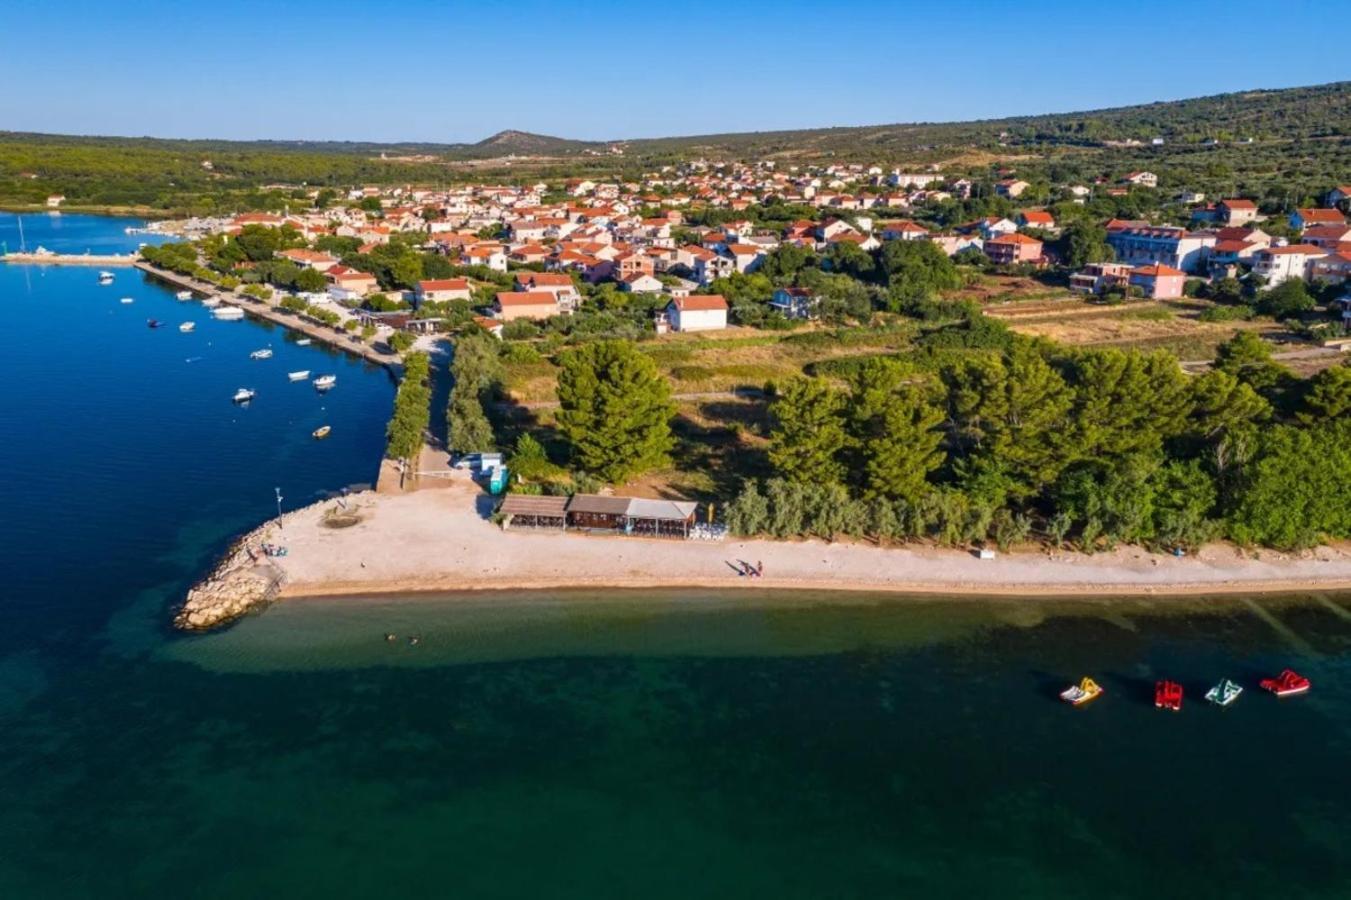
[767,377,848,483]
[860,388,946,502]
[992,341,1074,496]
[556,340,675,483]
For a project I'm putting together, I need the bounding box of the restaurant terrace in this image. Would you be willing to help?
[498,494,699,538]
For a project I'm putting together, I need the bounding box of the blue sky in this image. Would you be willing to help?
[1,0,1342,144]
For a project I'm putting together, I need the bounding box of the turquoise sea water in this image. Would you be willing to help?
[1,214,1350,898]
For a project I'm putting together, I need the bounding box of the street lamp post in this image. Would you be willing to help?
[274,487,284,527]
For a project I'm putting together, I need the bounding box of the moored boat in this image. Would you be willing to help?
[1260,669,1310,697]
[147,318,166,329]
[175,290,194,300]
[120,296,134,304]
[1205,679,1243,707]
[231,388,255,403]
[179,322,195,333]
[249,348,273,360]
[313,374,336,391]
[1154,680,1183,711]
[201,296,222,308]
[1060,677,1103,706]
[312,425,331,440]
[287,370,311,381]
[98,271,115,284]
[212,306,244,320]
[295,338,312,346]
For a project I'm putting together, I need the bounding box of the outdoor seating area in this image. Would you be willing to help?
[497,493,700,538]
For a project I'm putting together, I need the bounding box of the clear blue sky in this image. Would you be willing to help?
[1,0,1342,144]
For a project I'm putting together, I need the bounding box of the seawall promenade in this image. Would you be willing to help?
[134,261,404,374]
[1,251,138,266]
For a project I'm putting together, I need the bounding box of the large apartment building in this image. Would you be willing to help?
[1105,225,1215,274]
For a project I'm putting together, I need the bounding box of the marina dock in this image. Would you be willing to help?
[134,262,404,373]
[1,251,139,266]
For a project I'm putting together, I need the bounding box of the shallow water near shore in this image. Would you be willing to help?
[2,215,1351,898]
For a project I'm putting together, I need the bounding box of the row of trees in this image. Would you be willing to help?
[727,334,1351,551]
[446,332,501,455]
[385,353,431,462]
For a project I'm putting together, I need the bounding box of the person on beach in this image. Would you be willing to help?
[756,561,764,577]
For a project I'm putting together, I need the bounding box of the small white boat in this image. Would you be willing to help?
[175,290,194,301]
[213,307,244,320]
[120,297,134,304]
[231,388,255,403]
[98,271,115,283]
[295,338,312,346]
[179,322,196,333]
[313,374,337,390]
[201,296,222,308]
[250,348,273,360]
[288,370,311,382]
[312,425,331,440]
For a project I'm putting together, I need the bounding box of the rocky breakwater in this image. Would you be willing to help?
[175,519,291,632]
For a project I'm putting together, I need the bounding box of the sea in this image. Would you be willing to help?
[0,213,1348,899]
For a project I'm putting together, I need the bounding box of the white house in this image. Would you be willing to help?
[664,294,728,332]
[1251,244,1327,287]
[414,278,472,304]
[724,243,765,273]
[619,272,663,292]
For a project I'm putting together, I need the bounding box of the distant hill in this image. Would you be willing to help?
[1,81,1344,167]
[1,81,1346,214]
[469,130,601,157]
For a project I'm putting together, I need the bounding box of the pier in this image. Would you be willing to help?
[1,251,139,266]
[134,262,405,373]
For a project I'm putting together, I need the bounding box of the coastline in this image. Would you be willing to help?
[177,478,1351,631]
[135,261,405,374]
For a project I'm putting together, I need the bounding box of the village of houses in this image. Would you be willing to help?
[152,162,1351,348]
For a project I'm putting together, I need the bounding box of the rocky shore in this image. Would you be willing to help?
[175,518,290,632]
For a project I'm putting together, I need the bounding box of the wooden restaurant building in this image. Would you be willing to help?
[498,494,699,538]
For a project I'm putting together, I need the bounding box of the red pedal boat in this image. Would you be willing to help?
[1154,680,1183,711]
[1260,669,1310,697]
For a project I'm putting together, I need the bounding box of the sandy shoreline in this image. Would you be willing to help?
[229,478,1351,611]
[176,477,1351,630]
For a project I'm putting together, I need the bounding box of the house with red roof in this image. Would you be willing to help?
[515,272,580,311]
[1302,224,1351,251]
[1252,244,1328,286]
[1290,208,1346,232]
[1016,210,1057,233]
[983,233,1043,265]
[1217,199,1259,225]
[414,278,472,304]
[879,220,929,241]
[1311,250,1351,285]
[1129,264,1187,299]
[324,265,379,299]
[663,294,728,333]
[493,291,559,322]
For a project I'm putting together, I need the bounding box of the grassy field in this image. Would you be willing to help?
[498,322,921,406]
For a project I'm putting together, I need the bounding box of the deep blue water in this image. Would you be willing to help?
[0,214,1349,899]
[0,214,393,661]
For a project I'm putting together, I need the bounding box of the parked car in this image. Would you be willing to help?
[452,452,503,471]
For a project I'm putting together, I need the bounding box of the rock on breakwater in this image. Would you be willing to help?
[175,520,290,632]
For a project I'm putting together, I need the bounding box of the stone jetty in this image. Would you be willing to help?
[175,519,290,632]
